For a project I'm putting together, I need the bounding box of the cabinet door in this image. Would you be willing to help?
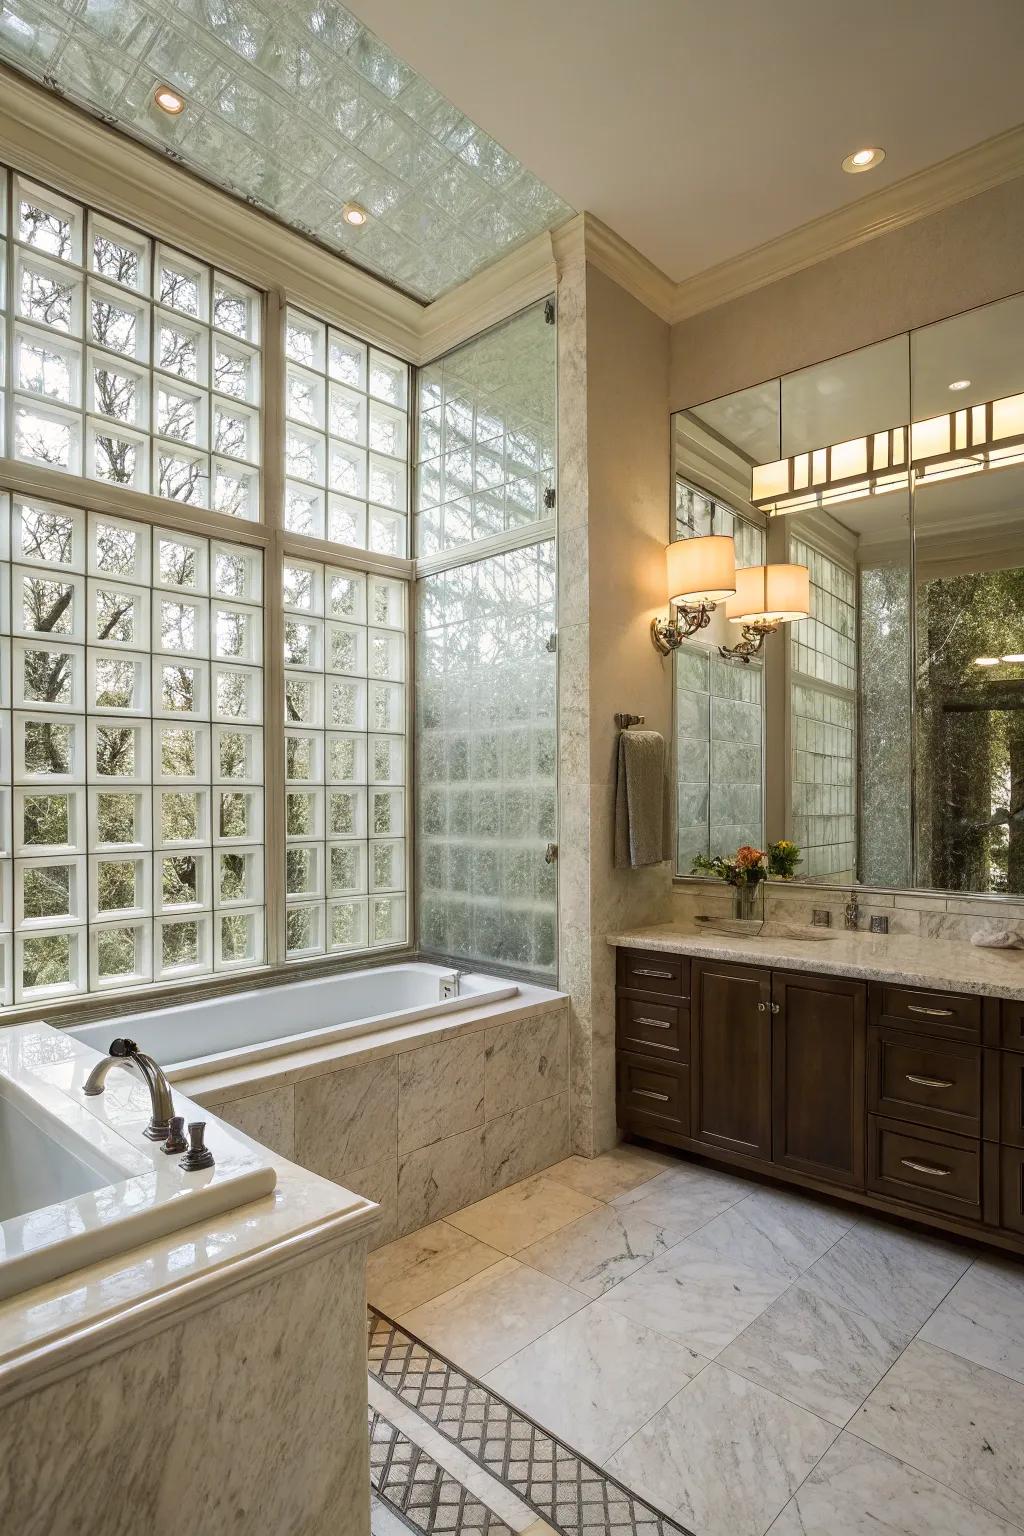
[1002,1050,1024,1149]
[691,960,772,1159]
[773,971,866,1188]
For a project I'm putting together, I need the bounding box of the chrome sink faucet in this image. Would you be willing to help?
[83,1037,175,1143]
[844,893,860,931]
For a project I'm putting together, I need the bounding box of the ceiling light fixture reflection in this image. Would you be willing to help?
[341,201,369,227]
[949,379,972,391]
[842,146,885,174]
[153,84,186,116]
[974,657,1002,667]
[750,389,1024,514]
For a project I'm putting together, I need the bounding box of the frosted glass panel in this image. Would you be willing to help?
[416,542,556,979]
[415,302,555,557]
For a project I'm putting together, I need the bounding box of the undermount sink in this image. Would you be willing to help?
[694,919,839,941]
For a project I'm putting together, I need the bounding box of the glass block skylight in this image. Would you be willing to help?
[0,0,574,303]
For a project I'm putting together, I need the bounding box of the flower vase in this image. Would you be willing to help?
[733,884,758,922]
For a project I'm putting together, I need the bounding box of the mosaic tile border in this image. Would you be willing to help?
[370,1405,514,1534]
[367,1307,693,1536]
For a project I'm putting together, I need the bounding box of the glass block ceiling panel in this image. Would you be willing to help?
[0,1,574,303]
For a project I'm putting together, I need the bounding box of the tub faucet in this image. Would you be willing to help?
[83,1037,175,1143]
[441,969,465,999]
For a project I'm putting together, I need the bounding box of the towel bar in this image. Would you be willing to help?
[615,713,645,729]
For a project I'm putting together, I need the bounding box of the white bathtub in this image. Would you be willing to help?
[68,963,518,1078]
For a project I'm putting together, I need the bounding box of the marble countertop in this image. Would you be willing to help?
[607,921,1024,1000]
[0,1023,377,1398]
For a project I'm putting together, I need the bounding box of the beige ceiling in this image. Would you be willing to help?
[348,0,1024,283]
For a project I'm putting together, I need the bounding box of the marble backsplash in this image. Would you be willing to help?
[671,879,1024,945]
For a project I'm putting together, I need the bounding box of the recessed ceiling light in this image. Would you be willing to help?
[974,656,1001,666]
[1002,654,1024,663]
[948,378,972,391]
[842,146,885,174]
[153,84,186,116]
[341,202,369,227]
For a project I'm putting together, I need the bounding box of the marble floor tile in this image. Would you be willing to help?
[600,1231,790,1356]
[767,1433,1023,1536]
[918,1256,1024,1385]
[517,1203,674,1297]
[370,1493,409,1536]
[679,1199,840,1287]
[446,1174,602,1255]
[610,1161,751,1241]
[366,1220,504,1316]
[728,1185,855,1275]
[399,1256,586,1377]
[798,1219,974,1339]
[543,1144,677,1201]
[485,1300,706,1464]
[852,1339,1024,1528]
[720,1282,906,1426]
[608,1363,836,1536]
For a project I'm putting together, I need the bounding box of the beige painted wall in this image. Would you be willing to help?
[670,175,1024,410]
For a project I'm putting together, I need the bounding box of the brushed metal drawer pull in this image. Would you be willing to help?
[900,1157,951,1177]
[634,967,674,979]
[905,1073,955,1089]
[635,1017,672,1029]
[907,1004,955,1018]
[634,1088,670,1102]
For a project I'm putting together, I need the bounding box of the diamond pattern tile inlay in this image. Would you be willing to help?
[369,1406,513,1535]
[367,1308,693,1536]
[0,0,574,301]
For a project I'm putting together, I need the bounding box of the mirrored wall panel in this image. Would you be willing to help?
[672,289,1024,896]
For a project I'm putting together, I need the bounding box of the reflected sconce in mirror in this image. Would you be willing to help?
[719,563,811,663]
[651,536,736,654]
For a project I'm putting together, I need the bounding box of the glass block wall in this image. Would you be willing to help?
[2,166,262,515]
[284,308,410,555]
[416,542,557,978]
[675,477,764,569]
[415,303,555,557]
[282,557,407,960]
[788,535,857,880]
[0,489,265,1005]
[675,646,764,870]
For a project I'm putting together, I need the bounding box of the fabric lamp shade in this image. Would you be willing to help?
[726,564,810,624]
[666,536,736,605]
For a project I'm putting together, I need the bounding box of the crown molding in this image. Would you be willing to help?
[578,212,678,321]
[417,231,558,363]
[0,65,424,358]
[670,123,1024,323]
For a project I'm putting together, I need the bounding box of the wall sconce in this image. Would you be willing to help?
[651,536,736,654]
[720,564,811,662]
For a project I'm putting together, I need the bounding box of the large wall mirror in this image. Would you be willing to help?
[672,288,1024,896]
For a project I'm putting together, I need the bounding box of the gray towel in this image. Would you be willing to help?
[614,730,668,868]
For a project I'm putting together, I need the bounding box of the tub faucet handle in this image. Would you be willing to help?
[163,1115,188,1155]
[110,1037,139,1057]
[179,1121,215,1172]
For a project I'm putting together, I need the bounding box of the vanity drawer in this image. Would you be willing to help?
[867,1025,981,1137]
[617,1052,689,1136]
[1002,1000,1024,1052]
[1001,1147,1024,1235]
[617,995,688,1062]
[866,1114,981,1221]
[618,948,690,999]
[875,985,981,1044]
[1001,1050,1024,1148]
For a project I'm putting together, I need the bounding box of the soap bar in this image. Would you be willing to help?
[971,928,1020,949]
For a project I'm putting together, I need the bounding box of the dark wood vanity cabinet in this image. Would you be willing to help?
[771,971,865,1189]
[615,945,1024,1255]
[690,961,771,1158]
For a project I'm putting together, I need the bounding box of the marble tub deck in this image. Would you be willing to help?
[365,1143,1024,1536]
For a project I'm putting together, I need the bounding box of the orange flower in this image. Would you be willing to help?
[734,845,765,870]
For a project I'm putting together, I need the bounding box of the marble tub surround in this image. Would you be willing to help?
[0,1042,376,1393]
[0,1022,277,1303]
[366,1145,1024,1536]
[607,920,1024,999]
[187,995,571,1248]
